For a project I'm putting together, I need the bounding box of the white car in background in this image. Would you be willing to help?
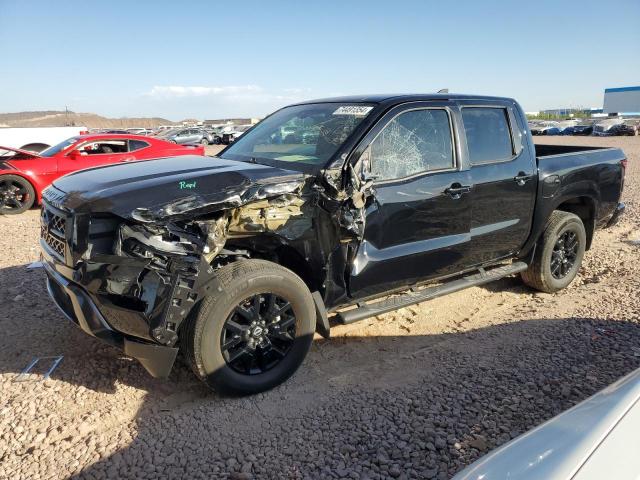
[231,124,252,142]
[125,127,153,135]
[453,368,640,480]
[220,124,253,144]
[0,126,88,152]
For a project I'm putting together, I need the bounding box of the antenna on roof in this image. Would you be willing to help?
[437,88,449,94]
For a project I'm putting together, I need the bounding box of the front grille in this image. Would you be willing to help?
[50,214,65,235]
[41,207,67,261]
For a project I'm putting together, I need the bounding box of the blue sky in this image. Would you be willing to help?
[1,0,638,120]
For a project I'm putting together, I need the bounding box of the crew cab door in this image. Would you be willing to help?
[459,104,536,265]
[349,103,472,299]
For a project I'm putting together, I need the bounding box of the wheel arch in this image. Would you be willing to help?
[222,238,322,293]
[554,196,596,250]
[520,192,598,257]
[183,242,325,341]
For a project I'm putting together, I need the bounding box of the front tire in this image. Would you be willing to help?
[521,211,586,293]
[0,175,36,214]
[183,260,316,394]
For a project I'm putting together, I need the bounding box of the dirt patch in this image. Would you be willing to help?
[205,144,226,156]
[1,136,639,479]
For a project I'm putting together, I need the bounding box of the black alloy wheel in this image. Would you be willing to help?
[184,259,316,394]
[550,230,579,279]
[521,210,586,293]
[0,176,35,214]
[221,293,296,375]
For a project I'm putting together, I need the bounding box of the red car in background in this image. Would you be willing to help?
[0,134,205,214]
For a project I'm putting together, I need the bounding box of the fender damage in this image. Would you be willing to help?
[110,165,369,340]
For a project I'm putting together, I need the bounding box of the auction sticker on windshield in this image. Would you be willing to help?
[333,106,373,116]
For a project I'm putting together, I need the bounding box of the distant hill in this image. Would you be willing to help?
[0,111,178,129]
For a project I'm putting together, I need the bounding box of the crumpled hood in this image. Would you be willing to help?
[49,155,306,220]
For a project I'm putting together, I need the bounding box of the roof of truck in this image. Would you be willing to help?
[294,93,516,106]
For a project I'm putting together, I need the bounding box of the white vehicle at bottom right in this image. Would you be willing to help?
[453,367,640,480]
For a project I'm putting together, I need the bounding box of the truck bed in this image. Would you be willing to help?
[530,143,626,239]
[535,144,611,157]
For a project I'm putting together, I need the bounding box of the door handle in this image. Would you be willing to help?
[120,156,136,162]
[514,172,532,186]
[444,183,471,199]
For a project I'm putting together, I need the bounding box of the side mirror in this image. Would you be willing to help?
[347,148,378,209]
[357,146,380,182]
[68,149,81,159]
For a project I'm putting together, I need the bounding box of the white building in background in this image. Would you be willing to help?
[603,86,640,114]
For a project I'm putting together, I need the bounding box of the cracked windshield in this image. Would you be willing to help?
[221,103,373,166]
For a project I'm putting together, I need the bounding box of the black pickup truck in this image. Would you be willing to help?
[39,94,626,394]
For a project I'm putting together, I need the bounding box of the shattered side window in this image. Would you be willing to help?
[370,109,454,181]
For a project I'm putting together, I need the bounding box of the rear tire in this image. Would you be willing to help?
[200,138,209,145]
[183,260,316,394]
[0,175,36,214]
[521,211,586,293]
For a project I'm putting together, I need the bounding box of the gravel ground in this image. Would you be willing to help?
[1,136,640,479]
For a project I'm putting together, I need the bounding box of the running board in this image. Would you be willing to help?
[337,262,528,325]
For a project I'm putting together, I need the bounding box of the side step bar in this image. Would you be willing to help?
[336,262,528,325]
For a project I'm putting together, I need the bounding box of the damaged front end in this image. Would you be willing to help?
[39,143,376,378]
[39,168,368,377]
[107,179,319,348]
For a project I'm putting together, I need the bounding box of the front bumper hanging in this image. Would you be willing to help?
[42,260,179,378]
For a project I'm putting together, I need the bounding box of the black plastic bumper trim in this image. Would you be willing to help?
[43,260,178,378]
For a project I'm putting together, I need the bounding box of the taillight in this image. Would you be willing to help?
[621,159,628,169]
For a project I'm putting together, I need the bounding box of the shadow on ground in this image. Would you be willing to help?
[2,264,640,479]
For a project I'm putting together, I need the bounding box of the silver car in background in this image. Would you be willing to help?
[453,368,640,480]
[158,127,213,145]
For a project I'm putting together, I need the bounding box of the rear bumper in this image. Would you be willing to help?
[606,202,625,228]
[42,259,178,378]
